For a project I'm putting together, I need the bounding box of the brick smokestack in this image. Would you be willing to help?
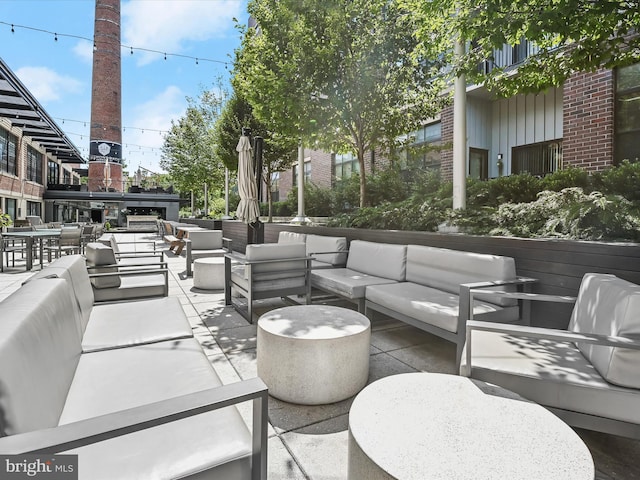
[88,0,123,192]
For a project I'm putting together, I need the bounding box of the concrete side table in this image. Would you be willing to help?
[193,257,225,290]
[348,372,594,480]
[257,305,370,405]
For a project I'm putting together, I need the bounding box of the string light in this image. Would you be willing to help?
[1,20,231,67]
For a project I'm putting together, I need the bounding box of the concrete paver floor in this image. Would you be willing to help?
[1,234,639,479]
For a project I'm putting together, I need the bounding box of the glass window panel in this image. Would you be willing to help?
[617,63,640,92]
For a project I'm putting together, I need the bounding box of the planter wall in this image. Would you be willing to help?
[223,221,640,329]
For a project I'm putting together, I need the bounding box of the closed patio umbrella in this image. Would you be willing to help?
[235,134,261,224]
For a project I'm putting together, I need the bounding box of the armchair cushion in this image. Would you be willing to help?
[568,273,640,388]
[306,234,348,266]
[85,242,121,289]
[464,329,640,425]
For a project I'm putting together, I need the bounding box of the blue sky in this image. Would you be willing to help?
[0,0,248,174]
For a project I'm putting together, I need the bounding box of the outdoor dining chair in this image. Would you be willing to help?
[44,226,82,261]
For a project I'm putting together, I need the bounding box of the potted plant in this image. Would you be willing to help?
[0,209,12,232]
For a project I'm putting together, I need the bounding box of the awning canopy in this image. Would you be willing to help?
[0,57,86,164]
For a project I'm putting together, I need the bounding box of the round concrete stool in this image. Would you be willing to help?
[193,257,225,290]
[257,305,370,405]
[348,373,594,480]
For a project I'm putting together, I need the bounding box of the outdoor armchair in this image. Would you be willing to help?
[461,272,640,439]
[44,226,82,261]
[225,242,312,322]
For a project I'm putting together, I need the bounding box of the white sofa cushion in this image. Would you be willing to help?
[278,231,307,243]
[60,337,252,479]
[569,273,640,388]
[81,297,193,352]
[0,279,82,435]
[405,245,517,307]
[464,329,640,425]
[366,282,518,333]
[305,234,348,266]
[311,268,399,300]
[346,240,407,281]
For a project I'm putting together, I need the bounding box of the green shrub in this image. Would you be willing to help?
[540,167,590,192]
[485,173,541,206]
[490,187,640,241]
[591,160,640,201]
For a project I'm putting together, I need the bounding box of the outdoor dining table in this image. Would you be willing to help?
[1,229,61,270]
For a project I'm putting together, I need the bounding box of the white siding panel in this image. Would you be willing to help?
[544,90,556,139]
[525,94,536,144]
[516,95,526,145]
[555,87,563,138]
[534,93,546,143]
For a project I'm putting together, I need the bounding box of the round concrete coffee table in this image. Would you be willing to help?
[257,305,370,405]
[348,372,594,480]
[193,257,225,290]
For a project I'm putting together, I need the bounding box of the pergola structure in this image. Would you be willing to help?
[0,56,85,166]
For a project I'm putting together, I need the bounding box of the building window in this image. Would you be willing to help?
[615,62,640,164]
[469,148,489,180]
[48,160,59,185]
[512,38,529,65]
[334,153,359,180]
[63,169,71,184]
[5,198,16,221]
[0,127,18,176]
[27,201,41,217]
[293,159,312,184]
[26,146,43,184]
[512,140,562,176]
[398,122,442,171]
[271,172,280,202]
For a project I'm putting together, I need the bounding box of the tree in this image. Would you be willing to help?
[160,91,226,214]
[401,0,640,96]
[233,0,446,207]
[214,91,297,221]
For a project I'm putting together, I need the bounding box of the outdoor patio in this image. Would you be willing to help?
[0,234,639,479]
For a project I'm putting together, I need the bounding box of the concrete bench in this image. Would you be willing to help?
[0,263,268,479]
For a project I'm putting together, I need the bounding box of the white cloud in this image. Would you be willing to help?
[14,66,83,103]
[121,0,243,66]
[123,85,186,172]
[73,39,94,63]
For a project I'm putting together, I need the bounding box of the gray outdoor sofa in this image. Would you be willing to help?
[311,240,535,366]
[0,256,268,479]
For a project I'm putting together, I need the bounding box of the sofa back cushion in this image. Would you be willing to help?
[346,240,407,281]
[306,234,348,266]
[85,242,121,289]
[278,231,307,244]
[0,279,82,435]
[245,243,307,278]
[569,273,640,388]
[405,245,517,307]
[189,230,223,250]
[27,255,94,336]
